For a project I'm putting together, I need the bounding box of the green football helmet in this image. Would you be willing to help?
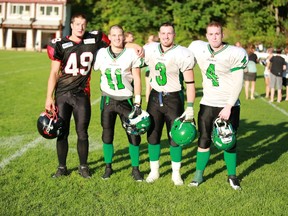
[123,110,151,135]
[170,117,197,146]
[212,118,236,151]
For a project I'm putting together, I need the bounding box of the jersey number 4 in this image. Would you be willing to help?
[206,64,219,86]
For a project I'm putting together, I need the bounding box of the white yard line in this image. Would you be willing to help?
[254,91,288,117]
[0,137,42,169]
[0,98,101,169]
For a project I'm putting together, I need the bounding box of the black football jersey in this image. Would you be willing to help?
[47,31,110,96]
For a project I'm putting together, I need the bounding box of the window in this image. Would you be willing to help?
[47,6,52,15]
[10,4,30,15]
[40,6,45,15]
[38,5,60,16]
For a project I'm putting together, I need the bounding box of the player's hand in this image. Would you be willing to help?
[180,107,194,122]
[125,42,144,57]
[45,97,55,112]
[128,104,142,119]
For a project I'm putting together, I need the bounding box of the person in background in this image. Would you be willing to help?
[125,32,135,43]
[267,48,286,102]
[262,48,273,98]
[283,46,288,101]
[188,21,248,190]
[144,22,196,186]
[93,25,144,181]
[235,41,242,47]
[45,13,110,178]
[143,34,159,102]
[244,44,258,100]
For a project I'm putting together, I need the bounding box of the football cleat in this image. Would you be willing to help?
[170,117,197,146]
[52,166,68,178]
[78,165,91,179]
[146,172,160,183]
[123,109,151,135]
[212,118,236,151]
[102,167,113,180]
[188,170,204,187]
[172,172,184,186]
[37,108,64,139]
[146,161,160,183]
[188,181,200,187]
[228,175,241,190]
[131,167,144,182]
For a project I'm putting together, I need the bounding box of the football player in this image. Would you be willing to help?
[187,21,248,190]
[144,22,196,186]
[45,13,110,178]
[93,25,144,181]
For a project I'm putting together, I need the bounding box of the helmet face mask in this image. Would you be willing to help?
[212,118,236,150]
[170,117,197,146]
[123,110,151,135]
[37,109,64,139]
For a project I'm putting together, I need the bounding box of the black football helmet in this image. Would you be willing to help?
[37,109,64,139]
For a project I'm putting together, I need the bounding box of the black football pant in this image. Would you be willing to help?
[56,91,91,166]
[101,96,141,145]
[146,89,184,146]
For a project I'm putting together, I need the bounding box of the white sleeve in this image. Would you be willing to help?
[93,48,105,71]
[227,47,248,106]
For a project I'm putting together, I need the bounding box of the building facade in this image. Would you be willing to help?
[0,0,71,51]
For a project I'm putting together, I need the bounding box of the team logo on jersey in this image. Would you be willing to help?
[90,31,99,35]
[84,38,96,44]
[62,42,73,49]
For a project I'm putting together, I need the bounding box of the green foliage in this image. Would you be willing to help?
[1,51,288,215]
[68,0,288,48]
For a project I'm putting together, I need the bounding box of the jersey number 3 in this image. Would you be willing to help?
[155,62,167,86]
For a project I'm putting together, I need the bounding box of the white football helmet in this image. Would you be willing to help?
[212,118,236,150]
[123,110,151,135]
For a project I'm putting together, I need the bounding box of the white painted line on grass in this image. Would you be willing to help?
[91,97,101,105]
[0,97,102,169]
[255,91,288,117]
[0,137,42,169]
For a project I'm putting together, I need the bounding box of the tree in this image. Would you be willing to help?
[68,0,288,48]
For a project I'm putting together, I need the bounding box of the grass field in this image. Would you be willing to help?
[0,50,288,216]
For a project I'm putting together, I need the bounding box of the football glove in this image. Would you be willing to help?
[180,107,194,122]
[128,104,142,119]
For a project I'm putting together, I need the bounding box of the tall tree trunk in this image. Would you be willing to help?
[275,6,280,35]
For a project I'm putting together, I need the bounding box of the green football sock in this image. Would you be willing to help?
[224,150,237,176]
[103,143,114,164]
[129,144,140,167]
[148,143,160,161]
[196,150,210,171]
[170,145,182,162]
[193,151,210,183]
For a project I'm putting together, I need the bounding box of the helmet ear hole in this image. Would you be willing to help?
[212,118,236,150]
[123,110,151,135]
[170,117,197,146]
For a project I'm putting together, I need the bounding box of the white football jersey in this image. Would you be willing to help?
[94,47,143,99]
[188,40,248,107]
[144,42,195,92]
